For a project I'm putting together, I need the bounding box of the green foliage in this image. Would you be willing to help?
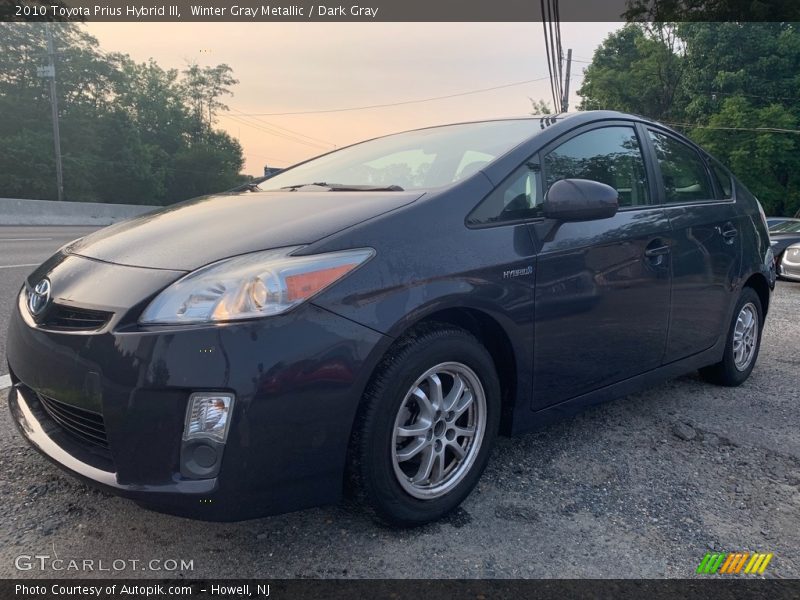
[0,23,245,205]
[529,98,552,115]
[690,97,800,218]
[577,24,685,121]
[578,21,800,216]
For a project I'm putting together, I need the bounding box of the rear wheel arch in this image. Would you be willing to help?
[743,272,770,318]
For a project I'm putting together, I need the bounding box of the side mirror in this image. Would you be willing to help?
[543,178,619,222]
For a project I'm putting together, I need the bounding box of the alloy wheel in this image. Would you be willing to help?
[733,302,759,371]
[391,362,487,500]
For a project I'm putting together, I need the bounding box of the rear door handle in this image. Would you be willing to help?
[718,223,738,243]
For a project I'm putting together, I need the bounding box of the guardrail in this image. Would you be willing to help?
[0,197,156,226]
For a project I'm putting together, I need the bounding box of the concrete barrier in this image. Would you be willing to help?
[0,197,157,226]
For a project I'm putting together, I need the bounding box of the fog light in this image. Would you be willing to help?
[183,393,234,443]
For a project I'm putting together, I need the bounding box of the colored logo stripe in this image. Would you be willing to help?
[697,553,726,574]
[744,553,773,574]
[697,552,773,575]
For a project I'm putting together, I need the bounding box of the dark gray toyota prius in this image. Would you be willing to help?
[6,111,775,525]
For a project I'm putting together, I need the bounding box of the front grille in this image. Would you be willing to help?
[41,305,112,331]
[36,392,109,449]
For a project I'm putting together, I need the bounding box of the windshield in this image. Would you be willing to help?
[260,120,541,192]
[770,220,800,233]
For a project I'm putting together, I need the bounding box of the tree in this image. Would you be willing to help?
[182,62,238,136]
[577,23,685,122]
[166,130,245,202]
[623,0,800,22]
[577,22,800,216]
[529,98,552,115]
[0,23,246,205]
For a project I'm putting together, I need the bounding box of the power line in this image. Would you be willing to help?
[540,1,557,110]
[227,106,336,147]
[553,0,564,107]
[541,0,566,112]
[223,113,330,150]
[223,113,329,151]
[664,122,800,134]
[235,76,557,116]
[221,113,332,151]
[701,90,800,102]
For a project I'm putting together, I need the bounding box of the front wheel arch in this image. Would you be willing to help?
[345,322,501,525]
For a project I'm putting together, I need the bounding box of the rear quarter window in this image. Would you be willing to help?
[709,160,733,199]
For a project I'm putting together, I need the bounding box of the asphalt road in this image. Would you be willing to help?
[0,226,100,380]
[0,227,798,578]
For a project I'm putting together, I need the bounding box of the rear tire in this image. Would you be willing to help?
[347,323,500,527]
[699,287,763,387]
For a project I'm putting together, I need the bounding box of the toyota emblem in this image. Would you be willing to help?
[28,278,51,316]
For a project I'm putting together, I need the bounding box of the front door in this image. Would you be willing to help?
[530,122,672,409]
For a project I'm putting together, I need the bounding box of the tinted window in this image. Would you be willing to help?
[648,131,713,203]
[710,160,733,199]
[544,126,650,207]
[467,162,540,225]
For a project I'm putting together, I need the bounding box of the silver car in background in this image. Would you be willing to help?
[778,243,800,281]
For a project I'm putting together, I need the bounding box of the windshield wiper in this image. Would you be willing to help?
[279,182,331,190]
[278,182,404,192]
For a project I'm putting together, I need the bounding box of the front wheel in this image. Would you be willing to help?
[348,324,500,526]
[699,287,764,386]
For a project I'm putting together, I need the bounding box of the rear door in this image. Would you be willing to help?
[531,121,672,409]
[644,128,742,362]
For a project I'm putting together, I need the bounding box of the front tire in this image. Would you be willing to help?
[699,287,763,386]
[348,324,500,526]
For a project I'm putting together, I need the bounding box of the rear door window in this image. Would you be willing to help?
[648,131,714,204]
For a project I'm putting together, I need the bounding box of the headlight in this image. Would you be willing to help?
[140,246,374,324]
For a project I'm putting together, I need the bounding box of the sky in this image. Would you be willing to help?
[85,22,621,176]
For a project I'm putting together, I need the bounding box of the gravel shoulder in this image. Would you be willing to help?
[1,282,798,579]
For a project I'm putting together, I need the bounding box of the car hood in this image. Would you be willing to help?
[68,190,423,271]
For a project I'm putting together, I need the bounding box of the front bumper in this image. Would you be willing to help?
[7,258,389,520]
[9,382,216,496]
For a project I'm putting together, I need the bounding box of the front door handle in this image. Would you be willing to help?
[644,244,671,258]
[644,239,670,267]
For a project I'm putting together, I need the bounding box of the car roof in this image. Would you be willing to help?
[400,110,655,132]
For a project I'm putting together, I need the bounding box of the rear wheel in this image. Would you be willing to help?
[699,287,763,386]
[348,324,500,526]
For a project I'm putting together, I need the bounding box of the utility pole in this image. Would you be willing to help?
[44,23,64,202]
[561,48,572,113]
